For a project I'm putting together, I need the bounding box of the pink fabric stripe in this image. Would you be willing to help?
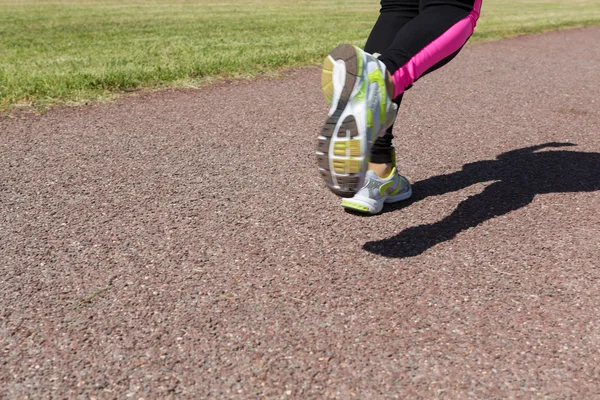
[391,0,483,99]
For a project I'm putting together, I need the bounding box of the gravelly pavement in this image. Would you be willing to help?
[1,27,600,399]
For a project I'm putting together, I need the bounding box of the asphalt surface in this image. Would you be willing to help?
[2,27,600,398]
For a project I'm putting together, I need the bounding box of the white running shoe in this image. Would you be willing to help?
[317,44,397,198]
[341,167,412,214]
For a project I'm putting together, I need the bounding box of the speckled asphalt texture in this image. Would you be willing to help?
[2,28,600,398]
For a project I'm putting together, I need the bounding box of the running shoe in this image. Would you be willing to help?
[317,44,397,198]
[341,166,412,214]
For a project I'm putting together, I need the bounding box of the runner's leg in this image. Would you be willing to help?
[365,0,419,165]
[370,0,482,165]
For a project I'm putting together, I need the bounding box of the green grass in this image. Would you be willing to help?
[1,0,599,110]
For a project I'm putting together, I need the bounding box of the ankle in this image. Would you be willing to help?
[385,71,395,99]
[369,162,394,179]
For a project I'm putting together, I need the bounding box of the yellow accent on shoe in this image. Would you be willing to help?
[378,168,398,197]
[355,78,367,101]
[333,142,347,156]
[341,199,370,213]
[321,57,334,104]
[353,45,363,75]
[348,159,361,173]
[333,140,362,157]
[368,69,387,121]
[381,166,396,180]
[389,180,404,196]
[333,159,346,173]
[379,181,393,197]
[333,158,362,174]
[349,140,361,156]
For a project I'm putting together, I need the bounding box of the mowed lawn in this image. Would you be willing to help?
[1,0,599,109]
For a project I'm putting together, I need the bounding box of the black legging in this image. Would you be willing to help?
[365,0,482,163]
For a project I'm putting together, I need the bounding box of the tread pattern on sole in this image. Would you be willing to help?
[317,44,366,198]
[317,115,365,198]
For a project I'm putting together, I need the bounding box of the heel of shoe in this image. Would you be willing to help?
[321,44,361,108]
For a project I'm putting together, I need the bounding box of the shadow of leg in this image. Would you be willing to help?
[363,180,536,258]
[381,162,498,215]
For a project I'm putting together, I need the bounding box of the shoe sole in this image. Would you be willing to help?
[341,186,412,215]
[317,44,369,198]
[341,198,380,214]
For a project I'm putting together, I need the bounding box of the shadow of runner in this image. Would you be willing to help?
[363,143,600,258]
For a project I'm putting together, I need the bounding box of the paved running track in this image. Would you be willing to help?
[2,28,600,399]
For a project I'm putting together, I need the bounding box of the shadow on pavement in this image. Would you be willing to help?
[363,142,600,258]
